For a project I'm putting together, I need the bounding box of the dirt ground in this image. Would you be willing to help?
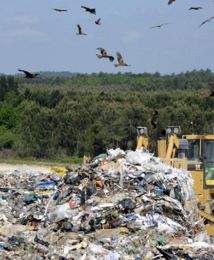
[0,163,51,175]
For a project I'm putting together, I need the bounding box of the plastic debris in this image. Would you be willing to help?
[0,148,213,259]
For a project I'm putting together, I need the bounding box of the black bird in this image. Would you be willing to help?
[189,7,203,10]
[53,8,68,12]
[81,6,96,15]
[18,69,39,79]
[151,110,158,129]
[96,48,114,62]
[114,52,130,67]
[76,24,87,35]
[150,23,170,29]
[199,16,214,27]
[168,0,176,5]
[95,18,101,25]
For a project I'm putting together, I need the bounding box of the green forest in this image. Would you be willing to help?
[0,69,214,160]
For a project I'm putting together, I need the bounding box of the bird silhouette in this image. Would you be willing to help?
[168,0,176,5]
[95,18,101,25]
[199,16,214,27]
[18,69,39,79]
[53,8,68,12]
[150,23,170,29]
[114,52,130,67]
[189,7,203,10]
[96,48,114,62]
[76,24,87,35]
[81,6,96,15]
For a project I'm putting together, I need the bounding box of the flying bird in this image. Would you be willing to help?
[53,8,68,12]
[199,16,214,27]
[189,7,203,10]
[96,48,114,62]
[81,6,96,15]
[114,52,130,67]
[18,69,39,79]
[168,0,176,5]
[76,24,87,35]
[150,23,170,29]
[95,18,101,25]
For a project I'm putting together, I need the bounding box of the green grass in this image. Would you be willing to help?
[0,156,82,166]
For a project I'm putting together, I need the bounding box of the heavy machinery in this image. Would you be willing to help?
[136,126,214,235]
[136,126,149,150]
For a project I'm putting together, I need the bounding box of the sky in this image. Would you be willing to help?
[0,0,214,75]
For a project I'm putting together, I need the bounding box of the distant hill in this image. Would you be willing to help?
[5,68,212,91]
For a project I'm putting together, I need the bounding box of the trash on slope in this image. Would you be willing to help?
[0,148,213,259]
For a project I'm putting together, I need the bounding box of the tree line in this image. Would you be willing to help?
[0,70,214,159]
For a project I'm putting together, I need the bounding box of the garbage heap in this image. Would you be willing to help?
[0,149,214,260]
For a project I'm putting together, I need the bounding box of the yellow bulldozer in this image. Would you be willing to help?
[136,126,214,235]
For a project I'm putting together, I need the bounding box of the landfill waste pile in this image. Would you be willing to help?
[0,148,214,260]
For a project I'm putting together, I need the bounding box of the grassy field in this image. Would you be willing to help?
[0,156,82,166]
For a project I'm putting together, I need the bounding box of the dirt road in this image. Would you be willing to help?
[0,163,51,174]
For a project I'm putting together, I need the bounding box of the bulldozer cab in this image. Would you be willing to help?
[183,135,214,189]
[204,140,214,188]
[156,128,214,234]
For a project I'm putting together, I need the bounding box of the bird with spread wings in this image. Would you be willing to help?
[53,8,68,12]
[81,6,96,15]
[18,69,39,79]
[189,7,203,11]
[114,52,130,67]
[76,24,87,35]
[168,0,176,5]
[95,18,101,25]
[150,23,170,29]
[96,48,114,62]
[199,16,214,27]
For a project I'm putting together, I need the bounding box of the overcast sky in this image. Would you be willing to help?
[0,0,213,75]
